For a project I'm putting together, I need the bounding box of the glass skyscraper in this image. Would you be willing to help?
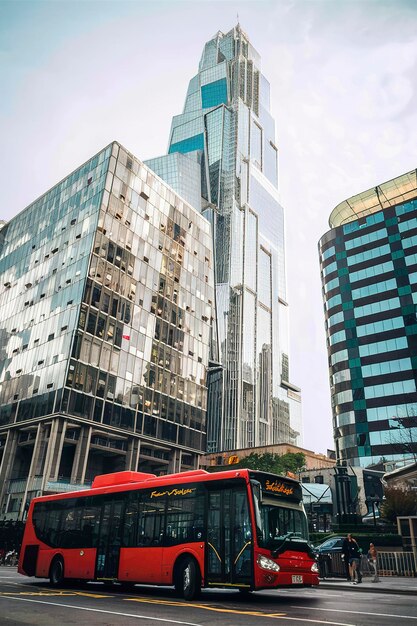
[0,142,214,519]
[319,169,417,467]
[147,25,302,452]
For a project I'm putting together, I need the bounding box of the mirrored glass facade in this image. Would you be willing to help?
[319,170,417,466]
[145,152,202,212]
[146,25,302,452]
[0,142,214,519]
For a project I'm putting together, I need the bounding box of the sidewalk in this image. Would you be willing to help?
[319,576,417,595]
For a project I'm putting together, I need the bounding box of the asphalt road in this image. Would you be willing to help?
[0,567,416,626]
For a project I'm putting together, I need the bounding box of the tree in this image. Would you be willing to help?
[279,452,306,475]
[388,408,417,463]
[379,487,417,523]
[236,452,305,476]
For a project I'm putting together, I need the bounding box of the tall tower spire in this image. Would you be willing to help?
[147,27,302,452]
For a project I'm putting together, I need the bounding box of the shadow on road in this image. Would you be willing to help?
[29,578,322,607]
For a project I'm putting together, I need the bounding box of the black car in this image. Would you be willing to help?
[315,536,344,555]
[314,537,345,578]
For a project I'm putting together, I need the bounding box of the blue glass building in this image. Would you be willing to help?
[0,142,214,519]
[319,170,417,467]
[147,25,302,452]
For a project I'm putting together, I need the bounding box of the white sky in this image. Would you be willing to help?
[1,0,417,455]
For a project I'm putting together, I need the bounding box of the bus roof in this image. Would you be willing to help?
[91,469,207,488]
[29,468,300,505]
[29,468,248,503]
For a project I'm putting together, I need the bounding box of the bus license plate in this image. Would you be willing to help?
[292,575,303,584]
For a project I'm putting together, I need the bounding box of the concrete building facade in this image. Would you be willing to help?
[203,443,336,471]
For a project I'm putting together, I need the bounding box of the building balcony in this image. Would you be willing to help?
[8,478,43,494]
[45,479,91,493]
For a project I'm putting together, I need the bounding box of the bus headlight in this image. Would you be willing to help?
[257,554,280,572]
[311,562,319,573]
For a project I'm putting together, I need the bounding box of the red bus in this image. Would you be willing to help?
[18,468,319,598]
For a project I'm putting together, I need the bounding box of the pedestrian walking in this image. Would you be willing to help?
[341,535,351,581]
[367,542,380,582]
[342,533,361,585]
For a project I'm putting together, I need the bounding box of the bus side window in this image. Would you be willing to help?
[165,487,204,546]
[82,522,93,547]
[61,504,84,548]
[123,492,139,547]
[137,493,165,547]
[33,502,64,548]
[32,503,47,543]
[234,491,251,535]
[81,499,101,548]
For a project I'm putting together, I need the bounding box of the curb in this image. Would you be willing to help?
[319,581,416,596]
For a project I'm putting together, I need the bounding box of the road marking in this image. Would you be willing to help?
[0,596,202,625]
[292,605,417,620]
[0,590,111,598]
[0,593,355,625]
[275,590,335,598]
[126,597,353,625]
[127,597,285,617]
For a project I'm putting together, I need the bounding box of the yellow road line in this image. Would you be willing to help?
[126,597,285,618]
[0,590,111,598]
[125,597,355,624]
[0,590,354,624]
[75,591,113,598]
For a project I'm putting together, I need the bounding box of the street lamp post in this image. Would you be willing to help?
[371,499,377,528]
[366,496,381,528]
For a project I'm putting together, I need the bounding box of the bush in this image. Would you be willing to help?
[310,531,402,550]
[309,532,334,545]
[236,452,306,475]
[380,487,417,523]
[208,452,307,476]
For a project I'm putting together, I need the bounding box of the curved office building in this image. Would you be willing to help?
[319,170,417,467]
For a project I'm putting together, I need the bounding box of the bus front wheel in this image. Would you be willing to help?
[174,557,200,600]
[49,556,65,587]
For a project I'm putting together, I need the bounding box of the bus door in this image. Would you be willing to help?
[206,486,253,588]
[96,497,124,580]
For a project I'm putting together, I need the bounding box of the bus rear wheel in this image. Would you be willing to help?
[174,557,200,600]
[49,556,65,587]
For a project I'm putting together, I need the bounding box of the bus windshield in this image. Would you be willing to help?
[250,476,309,550]
[257,498,309,548]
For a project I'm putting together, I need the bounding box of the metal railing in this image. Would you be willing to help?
[377,551,416,577]
[319,551,416,578]
[45,480,92,493]
[90,436,127,451]
[8,477,43,494]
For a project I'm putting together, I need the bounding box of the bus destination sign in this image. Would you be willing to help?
[252,473,302,501]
